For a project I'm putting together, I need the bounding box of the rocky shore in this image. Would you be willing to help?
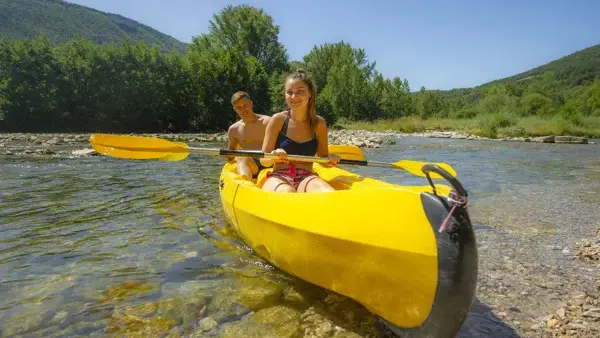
[0,129,594,159]
[531,228,600,338]
[331,129,593,145]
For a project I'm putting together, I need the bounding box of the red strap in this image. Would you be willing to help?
[288,162,296,181]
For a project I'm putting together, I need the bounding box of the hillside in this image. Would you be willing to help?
[0,0,187,53]
[423,43,600,114]
[487,44,600,88]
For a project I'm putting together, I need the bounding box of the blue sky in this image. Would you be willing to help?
[65,0,600,90]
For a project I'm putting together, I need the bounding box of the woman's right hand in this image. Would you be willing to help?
[271,148,288,163]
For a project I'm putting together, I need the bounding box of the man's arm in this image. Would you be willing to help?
[227,125,239,161]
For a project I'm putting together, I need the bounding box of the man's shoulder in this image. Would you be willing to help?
[228,121,242,133]
[229,120,243,128]
[256,114,273,124]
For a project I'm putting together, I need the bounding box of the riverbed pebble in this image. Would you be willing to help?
[534,227,600,338]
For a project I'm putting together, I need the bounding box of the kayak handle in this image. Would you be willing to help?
[422,163,467,198]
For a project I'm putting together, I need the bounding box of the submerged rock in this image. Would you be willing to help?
[197,316,218,332]
[555,135,588,144]
[71,148,98,157]
[235,282,284,311]
[211,305,301,338]
[531,135,556,143]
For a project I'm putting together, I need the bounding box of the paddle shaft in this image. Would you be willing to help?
[191,147,407,168]
[191,147,335,164]
[186,146,397,167]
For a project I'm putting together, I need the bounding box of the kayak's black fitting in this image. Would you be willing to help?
[380,166,477,338]
[219,149,265,158]
[422,163,467,198]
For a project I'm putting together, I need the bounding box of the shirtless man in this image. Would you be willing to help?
[227,91,271,180]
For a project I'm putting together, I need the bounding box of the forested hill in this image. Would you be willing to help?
[487,44,600,88]
[0,0,187,54]
[439,43,600,98]
[427,42,600,129]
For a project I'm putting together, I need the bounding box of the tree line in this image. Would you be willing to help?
[1,5,598,133]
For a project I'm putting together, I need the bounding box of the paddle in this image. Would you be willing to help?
[90,134,457,178]
[332,144,457,178]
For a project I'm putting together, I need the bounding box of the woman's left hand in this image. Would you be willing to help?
[328,153,341,166]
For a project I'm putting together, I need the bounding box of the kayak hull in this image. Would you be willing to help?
[218,160,477,337]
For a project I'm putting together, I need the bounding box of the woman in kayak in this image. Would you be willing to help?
[260,69,340,193]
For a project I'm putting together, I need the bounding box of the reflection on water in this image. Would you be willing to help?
[0,138,599,337]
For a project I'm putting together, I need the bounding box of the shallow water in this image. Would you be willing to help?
[0,137,599,337]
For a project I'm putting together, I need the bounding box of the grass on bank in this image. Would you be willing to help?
[339,114,600,139]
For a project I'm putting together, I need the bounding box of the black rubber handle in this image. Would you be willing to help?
[339,159,368,166]
[422,163,468,197]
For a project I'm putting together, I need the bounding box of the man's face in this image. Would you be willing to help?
[233,97,253,118]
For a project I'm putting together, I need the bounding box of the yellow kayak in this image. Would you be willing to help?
[218,158,477,337]
[85,133,476,335]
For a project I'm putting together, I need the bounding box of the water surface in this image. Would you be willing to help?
[1,137,598,337]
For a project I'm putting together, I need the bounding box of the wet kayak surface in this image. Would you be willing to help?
[1,137,599,337]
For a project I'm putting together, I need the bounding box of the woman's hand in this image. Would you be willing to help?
[271,148,288,163]
[327,153,341,166]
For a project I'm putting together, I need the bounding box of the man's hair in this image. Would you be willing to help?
[231,91,251,105]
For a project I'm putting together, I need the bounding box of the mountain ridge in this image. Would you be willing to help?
[0,0,187,54]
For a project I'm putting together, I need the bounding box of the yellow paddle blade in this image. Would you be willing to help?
[90,134,190,161]
[328,144,365,161]
[393,160,457,178]
[158,152,191,161]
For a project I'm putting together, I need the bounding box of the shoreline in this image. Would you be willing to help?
[0,129,595,157]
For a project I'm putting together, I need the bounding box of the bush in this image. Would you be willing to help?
[502,125,527,137]
[451,108,478,119]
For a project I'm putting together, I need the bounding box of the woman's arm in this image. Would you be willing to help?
[260,112,285,167]
[315,116,340,166]
[315,116,329,157]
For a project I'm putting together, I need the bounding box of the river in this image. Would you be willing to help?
[1,135,599,337]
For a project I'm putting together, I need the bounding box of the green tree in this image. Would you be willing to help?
[560,100,583,126]
[582,78,600,116]
[2,36,62,132]
[186,43,269,131]
[155,52,202,131]
[319,60,378,122]
[302,41,376,96]
[415,88,449,118]
[371,73,413,118]
[521,93,553,116]
[476,84,520,116]
[192,5,290,75]
[53,37,96,130]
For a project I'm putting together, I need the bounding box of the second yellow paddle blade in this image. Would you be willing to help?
[328,144,366,161]
[90,134,190,161]
[393,160,457,179]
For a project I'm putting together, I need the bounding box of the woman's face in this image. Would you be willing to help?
[285,78,311,109]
